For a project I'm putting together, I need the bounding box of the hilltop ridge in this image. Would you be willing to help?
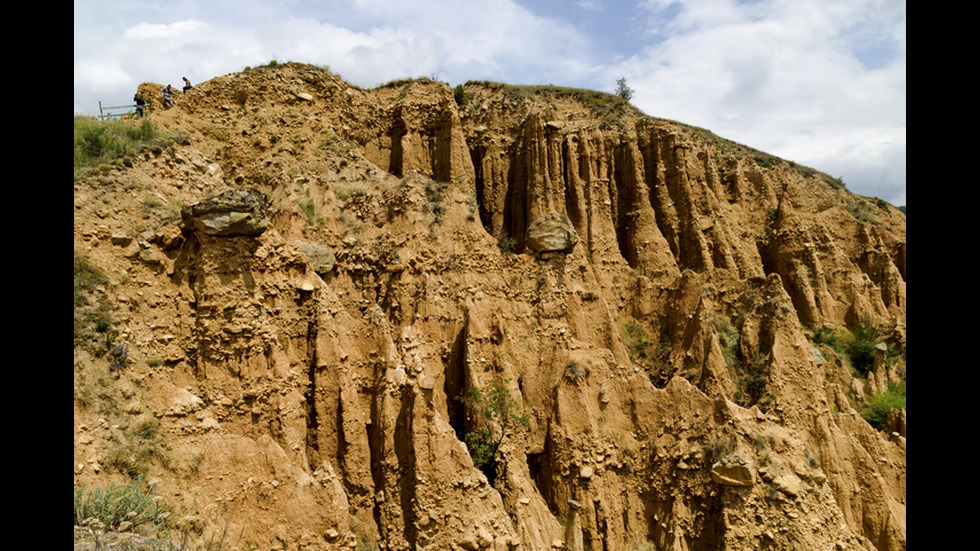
[74,62,905,551]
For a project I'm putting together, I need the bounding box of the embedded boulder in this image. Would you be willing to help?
[710,454,755,487]
[181,188,268,236]
[296,242,336,274]
[526,212,578,253]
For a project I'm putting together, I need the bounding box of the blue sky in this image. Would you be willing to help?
[74,0,906,205]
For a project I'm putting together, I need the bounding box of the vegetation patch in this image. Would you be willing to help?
[458,379,530,481]
[425,179,447,220]
[823,174,846,189]
[108,419,170,478]
[497,231,517,255]
[74,116,180,179]
[862,380,906,429]
[811,326,845,357]
[621,319,674,387]
[74,250,107,309]
[811,322,882,376]
[707,433,736,461]
[466,80,641,123]
[844,196,880,224]
[845,321,880,376]
[731,355,769,407]
[74,250,115,349]
[74,475,174,532]
[453,84,471,107]
[713,317,741,371]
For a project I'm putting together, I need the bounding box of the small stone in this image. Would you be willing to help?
[477,530,493,548]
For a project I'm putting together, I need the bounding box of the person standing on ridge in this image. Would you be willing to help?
[133,93,145,117]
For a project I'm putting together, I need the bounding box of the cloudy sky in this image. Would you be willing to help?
[74,0,906,205]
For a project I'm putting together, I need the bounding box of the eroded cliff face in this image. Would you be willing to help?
[75,64,906,550]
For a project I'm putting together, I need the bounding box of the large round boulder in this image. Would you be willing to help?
[526,212,578,253]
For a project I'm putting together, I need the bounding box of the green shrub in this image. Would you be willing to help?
[74,475,174,531]
[846,321,880,375]
[863,380,906,429]
[734,355,769,407]
[564,361,585,382]
[454,84,470,106]
[823,174,846,189]
[458,379,530,474]
[811,326,849,369]
[844,197,880,224]
[497,232,517,255]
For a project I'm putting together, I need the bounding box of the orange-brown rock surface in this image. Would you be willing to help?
[75,63,906,551]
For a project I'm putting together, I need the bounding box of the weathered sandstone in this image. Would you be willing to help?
[75,64,906,551]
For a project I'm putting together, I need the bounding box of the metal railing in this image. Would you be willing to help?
[98,101,148,120]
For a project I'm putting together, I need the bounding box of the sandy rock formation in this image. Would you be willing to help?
[74,63,905,551]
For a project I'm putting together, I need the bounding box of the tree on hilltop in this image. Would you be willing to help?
[615,77,634,101]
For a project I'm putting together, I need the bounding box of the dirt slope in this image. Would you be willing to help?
[74,63,906,551]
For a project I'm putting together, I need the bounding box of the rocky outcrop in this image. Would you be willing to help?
[180,188,268,236]
[74,64,905,551]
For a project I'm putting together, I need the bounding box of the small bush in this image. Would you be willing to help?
[733,355,769,407]
[823,174,846,189]
[425,180,446,220]
[454,84,470,106]
[75,251,114,346]
[863,380,906,429]
[108,419,168,478]
[497,232,517,255]
[846,321,880,375]
[108,343,131,371]
[458,379,530,475]
[622,320,653,360]
[74,475,174,532]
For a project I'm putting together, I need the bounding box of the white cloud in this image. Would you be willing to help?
[122,20,209,40]
[617,0,905,202]
[73,0,904,203]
